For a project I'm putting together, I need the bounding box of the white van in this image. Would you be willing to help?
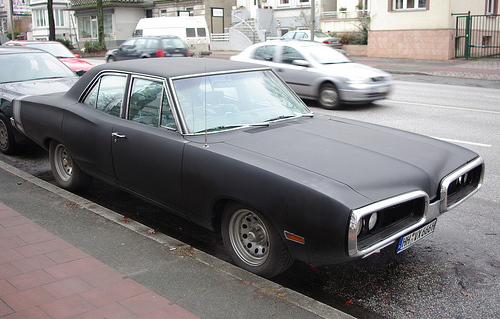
[133,16,211,57]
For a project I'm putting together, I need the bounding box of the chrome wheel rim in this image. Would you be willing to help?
[0,119,8,150]
[54,144,73,182]
[320,87,339,107]
[228,209,269,266]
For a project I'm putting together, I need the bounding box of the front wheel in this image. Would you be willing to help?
[318,83,341,109]
[0,112,17,155]
[221,202,294,278]
[49,140,92,191]
[106,56,116,63]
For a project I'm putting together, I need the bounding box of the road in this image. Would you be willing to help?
[1,70,498,318]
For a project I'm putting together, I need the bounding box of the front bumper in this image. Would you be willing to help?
[347,156,484,258]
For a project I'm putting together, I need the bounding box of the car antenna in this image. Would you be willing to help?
[204,67,209,148]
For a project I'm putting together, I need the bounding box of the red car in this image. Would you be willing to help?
[3,40,94,73]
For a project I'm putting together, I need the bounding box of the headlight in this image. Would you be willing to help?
[356,218,363,236]
[368,213,378,230]
[345,77,369,85]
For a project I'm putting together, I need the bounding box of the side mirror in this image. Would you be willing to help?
[75,70,85,76]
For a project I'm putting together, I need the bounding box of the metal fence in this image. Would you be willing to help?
[455,12,500,59]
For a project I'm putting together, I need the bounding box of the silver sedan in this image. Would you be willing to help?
[231,41,392,109]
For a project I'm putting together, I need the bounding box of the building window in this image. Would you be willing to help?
[160,9,167,17]
[393,0,427,10]
[55,9,64,27]
[35,9,47,27]
[486,0,496,14]
[280,0,290,5]
[78,14,113,40]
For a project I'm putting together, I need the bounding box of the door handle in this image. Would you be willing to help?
[112,132,126,138]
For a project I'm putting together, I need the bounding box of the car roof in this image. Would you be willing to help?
[67,57,268,98]
[88,57,266,79]
[0,46,47,54]
[3,40,62,45]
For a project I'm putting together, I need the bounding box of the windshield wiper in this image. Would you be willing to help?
[195,122,270,134]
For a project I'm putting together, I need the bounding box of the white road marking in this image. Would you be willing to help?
[386,100,500,115]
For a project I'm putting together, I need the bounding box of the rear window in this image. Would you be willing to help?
[186,28,195,37]
[197,28,206,37]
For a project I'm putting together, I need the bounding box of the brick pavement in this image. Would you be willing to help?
[0,202,200,319]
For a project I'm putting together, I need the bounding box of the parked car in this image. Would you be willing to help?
[231,40,392,109]
[281,30,343,49]
[105,36,190,63]
[3,40,94,73]
[13,58,483,278]
[0,46,79,154]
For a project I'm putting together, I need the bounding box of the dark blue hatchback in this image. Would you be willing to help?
[105,36,190,62]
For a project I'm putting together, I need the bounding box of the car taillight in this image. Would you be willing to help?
[323,40,329,44]
[187,49,192,57]
[339,39,342,44]
[156,50,164,57]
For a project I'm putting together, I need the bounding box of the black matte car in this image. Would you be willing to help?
[0,46,79,154]
[13,58,484,277]
[105,36,190,63]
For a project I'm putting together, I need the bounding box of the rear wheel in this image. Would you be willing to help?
[106,56,116,63]
[49,140,92,191]
[318,83,341,109]
[0,112,17,155]
[221,202,294,278]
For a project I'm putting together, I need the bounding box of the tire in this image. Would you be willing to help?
[106,56,116,63]
[221,202,294,278]
[318,83,341,109]
[0,112,17,155]
[49,140,93,191]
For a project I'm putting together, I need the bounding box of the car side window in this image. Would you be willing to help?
[253,45,275,61]
[121,39,136,50]
[146,39,159,49]
[281,46,306,64]
[295,32,308,40]
[128,78,163,127]
[160,90,177,130]
[84,75,127,117]
[282,32,294,40]
[135,38,148,50]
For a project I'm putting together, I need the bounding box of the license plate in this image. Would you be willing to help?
[397,219,437,253]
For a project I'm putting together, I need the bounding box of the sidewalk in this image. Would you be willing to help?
[0,161,353,318]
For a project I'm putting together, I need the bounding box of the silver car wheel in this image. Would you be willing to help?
[53,143,73,182]
[319,83,340,109]
[228,208,270,266]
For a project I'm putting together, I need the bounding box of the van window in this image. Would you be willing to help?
[197,28,206,37]
[186,28,195,37]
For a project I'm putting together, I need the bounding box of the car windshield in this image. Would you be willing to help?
[0,52,76,83]
[173,70,312,134]
[305,45,351,64]
[25,43,75,58]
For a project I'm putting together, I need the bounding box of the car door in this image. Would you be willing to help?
[115,38,138,60]
[111,76,186,215]
[62,73,129,184]
[274,45,318,98]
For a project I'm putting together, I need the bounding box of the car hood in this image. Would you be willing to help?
[59,58,94,72]
[216,115,478,203]
[0,77,78,102]
[316,62,390,79]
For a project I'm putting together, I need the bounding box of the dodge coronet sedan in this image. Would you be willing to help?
[13,58,484,277]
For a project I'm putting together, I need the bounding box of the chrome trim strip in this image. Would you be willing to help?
[348,190,429,257]
[439,157,485,212]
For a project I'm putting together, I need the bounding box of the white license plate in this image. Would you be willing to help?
[397,220,437,253]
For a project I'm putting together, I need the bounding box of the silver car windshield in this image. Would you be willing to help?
[173,70,312,134]
[306,45,351,64]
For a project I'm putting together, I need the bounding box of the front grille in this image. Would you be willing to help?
[357,197,426,250]
[442,159,484,210]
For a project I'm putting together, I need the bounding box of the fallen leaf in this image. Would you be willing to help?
[460,290,472,297]
[384,296,391,300]
[277,293,286,297]
[343,299,353,306]
[122,217,129,222]
[147,229,156,234]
